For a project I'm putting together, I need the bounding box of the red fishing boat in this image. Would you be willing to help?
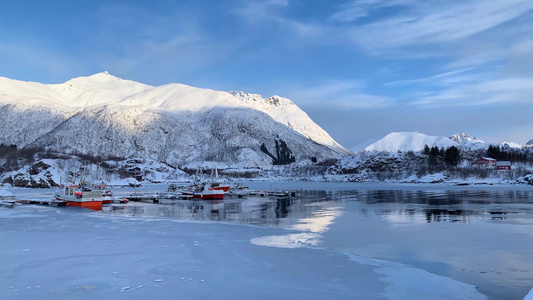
[54,184,105,210]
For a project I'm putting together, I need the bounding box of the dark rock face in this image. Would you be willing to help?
[12,175,29,187]
[29,161,51,175]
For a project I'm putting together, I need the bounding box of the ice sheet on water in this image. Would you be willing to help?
[251,233,322,248]
[346,254,486,300]
[251,231,486,299]
[0,210,46,219]
[0,199,489,300]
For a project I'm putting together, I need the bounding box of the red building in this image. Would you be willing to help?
[496,161,512,170]
[473,157,496,167]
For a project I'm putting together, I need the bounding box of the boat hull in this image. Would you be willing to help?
[211,185,230,192]
[198,193,224,200]
[65,200,103,210]
[183,190,225,200]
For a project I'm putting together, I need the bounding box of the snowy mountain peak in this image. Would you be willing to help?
[48,73,151,108]
[87,71,113,78]
[526,139,533,146]
[66,71,124,84]
[450,133,484,144]
[67,72,148,87]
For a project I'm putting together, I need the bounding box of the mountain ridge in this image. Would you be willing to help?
[351,131,528,154]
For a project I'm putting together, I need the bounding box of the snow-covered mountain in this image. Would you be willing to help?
[352,132,492,154]
[353,132,459,153]
[0,72,349,169]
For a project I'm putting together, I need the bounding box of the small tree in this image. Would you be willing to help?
[423,144,430,155]
[430,146,440,156]
[487,145,502,160]
[445,146,460,167]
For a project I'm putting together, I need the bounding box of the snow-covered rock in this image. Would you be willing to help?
[2,160,59,188]
[0,189,14,199]
[450,132,483,144]
[327,151,428,182]
[500,141,523,149]
[450,133,486,149]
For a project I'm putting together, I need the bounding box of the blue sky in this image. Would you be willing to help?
[1,0,533,148]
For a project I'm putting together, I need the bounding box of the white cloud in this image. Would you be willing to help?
[347,0,533,51]
[233,0,289,22]
[442,52,503,71]
[233,0,326,39]
[386,68,481,87]
[285,80,394,110]
[81,4,245,83]
[329,0,416,23]
[103,32,232,77]
[233,0,533,61]
[409,77,533,107]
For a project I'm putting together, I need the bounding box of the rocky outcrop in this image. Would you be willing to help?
[2,161,58,188]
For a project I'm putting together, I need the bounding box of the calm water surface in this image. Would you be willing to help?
[97,184,533,300]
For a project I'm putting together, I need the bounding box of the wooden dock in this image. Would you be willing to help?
[0,200,17,208]
[15,199,66,206]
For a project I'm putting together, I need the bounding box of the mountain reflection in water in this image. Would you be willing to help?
[102,189,533,228]
[352,189,532,224]
[102,195,342,233]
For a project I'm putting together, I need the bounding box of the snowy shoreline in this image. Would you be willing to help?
[4,179,533,202]
[240,180,533,192]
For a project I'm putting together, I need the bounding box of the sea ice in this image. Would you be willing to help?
[0,204,487,300]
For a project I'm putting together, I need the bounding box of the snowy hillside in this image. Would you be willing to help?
[0,73,348,171]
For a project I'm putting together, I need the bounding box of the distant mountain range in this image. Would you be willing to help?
[351,132,529,153]
[0,72,349,170]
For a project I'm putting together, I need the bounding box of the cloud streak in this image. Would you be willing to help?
[329,0,416,23]
[409,77,533,107]
[233,0,326,39]
[284,80,394,110]
[343,0,533,51]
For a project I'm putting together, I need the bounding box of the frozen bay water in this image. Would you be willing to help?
[0,205,483,300]
[3,182,533,299]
